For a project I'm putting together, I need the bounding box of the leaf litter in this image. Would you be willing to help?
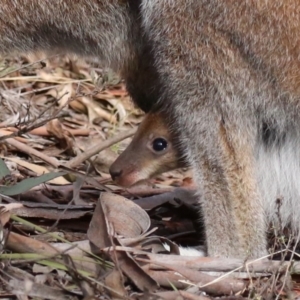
[0,53,299,300]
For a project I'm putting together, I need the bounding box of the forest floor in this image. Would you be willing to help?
[0,54,299,300]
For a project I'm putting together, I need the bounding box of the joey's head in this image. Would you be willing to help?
[109,112,188,187]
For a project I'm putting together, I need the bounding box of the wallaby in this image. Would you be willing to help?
[2,0,300,258]
[0,0,158,113]
[110,112,188,187]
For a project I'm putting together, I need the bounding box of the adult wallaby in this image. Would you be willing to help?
[2,0,300,258]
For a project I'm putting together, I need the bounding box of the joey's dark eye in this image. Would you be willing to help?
[152,138,168,152]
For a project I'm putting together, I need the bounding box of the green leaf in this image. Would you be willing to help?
[0,171,66,196]
[0,158,10,180]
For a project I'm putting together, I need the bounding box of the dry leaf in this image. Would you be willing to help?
[3,156,69,185]
[0,203,23,226]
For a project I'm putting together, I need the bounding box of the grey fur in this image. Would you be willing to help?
[1,0,300,258]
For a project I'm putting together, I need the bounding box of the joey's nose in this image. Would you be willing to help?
[109,167,123,181]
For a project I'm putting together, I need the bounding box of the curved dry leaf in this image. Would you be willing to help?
[46,119,75,154]
[46,119,67,140]
[80,96,117,124]
[68,98,87,114]
[87,192,150,250]
[57,83,73,107]
[102,98,127,127]
[45,83,73,107]
[100,192,150,238]
[88,193,158,293]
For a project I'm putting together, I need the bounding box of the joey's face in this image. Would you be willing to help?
[110,135,182,188]
[109,112,188,187]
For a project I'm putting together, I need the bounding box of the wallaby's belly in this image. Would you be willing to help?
[256,128,300,232]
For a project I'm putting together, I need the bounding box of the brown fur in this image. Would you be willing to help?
[140,0,300,258]
[0,0,157,111]
[109,112,188,187]
[1,0,300,258]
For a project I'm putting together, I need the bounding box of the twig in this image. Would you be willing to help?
[65,128,137,169]
[6,126,90,137]
[0,112,69,139]
[1,135,59,168]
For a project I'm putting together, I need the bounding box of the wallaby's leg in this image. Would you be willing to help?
[141,0,268,258]
[193,118,267,258]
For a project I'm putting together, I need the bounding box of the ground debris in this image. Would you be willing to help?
[0,54,299,300]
